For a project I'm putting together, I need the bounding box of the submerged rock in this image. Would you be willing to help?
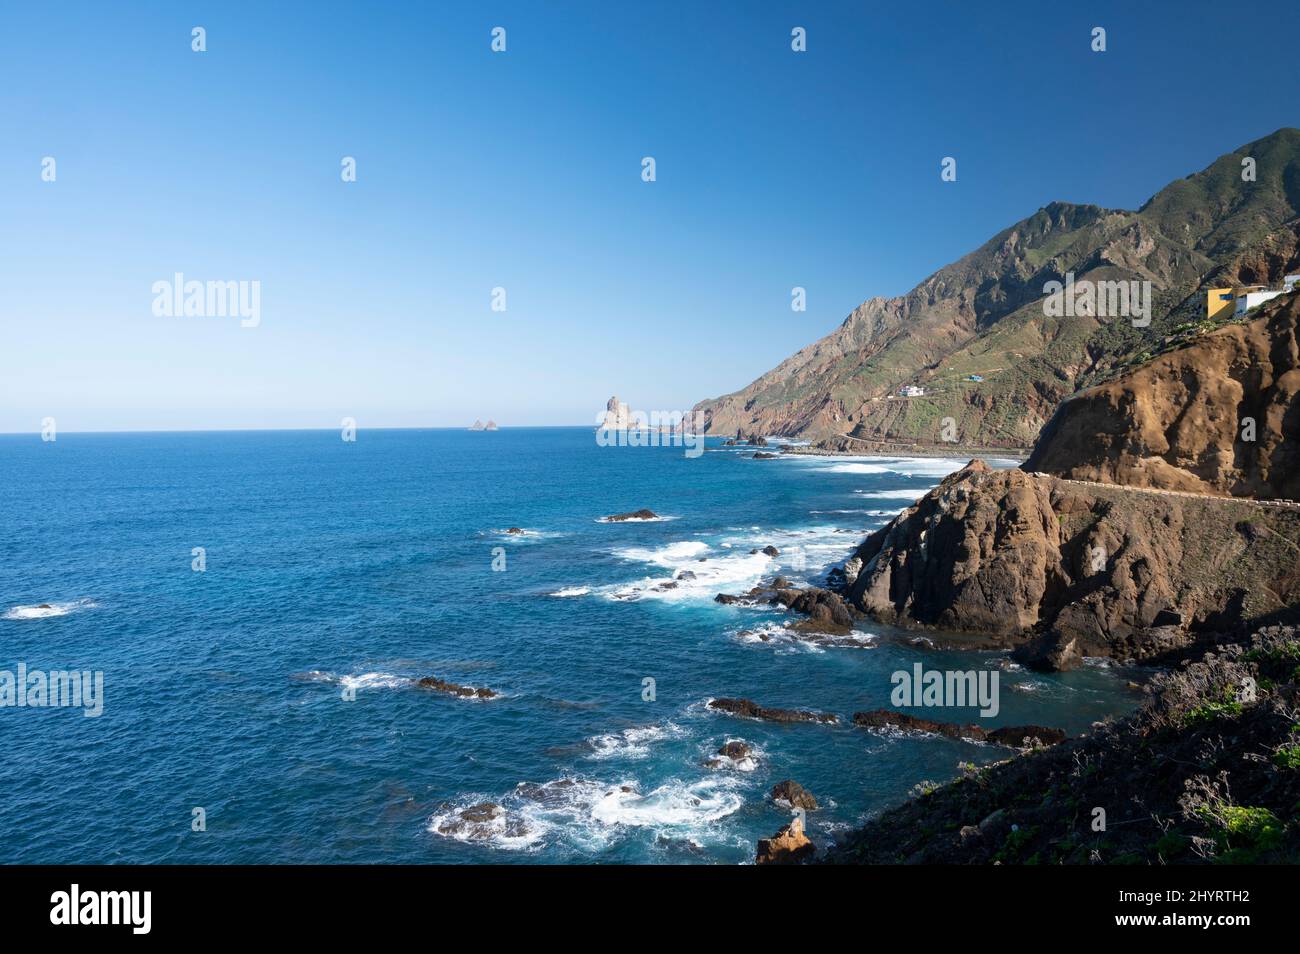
[604,508,659,522]
[713,580,860,633]
[771,779,818,811]
[708,697,837,724]
[706,739,754,768]
[852,709,1065,748]
[719,740,752,760]
[417,676,498,699]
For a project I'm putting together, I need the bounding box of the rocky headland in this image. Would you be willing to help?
[839,298,1300,672]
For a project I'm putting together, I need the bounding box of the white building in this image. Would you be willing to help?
[899,385,925,397]
[1235,289,1285,316]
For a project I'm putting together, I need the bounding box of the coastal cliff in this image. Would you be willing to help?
[1024,296,1300,500]
[842,297,1300,670]
[846,461,1300,669]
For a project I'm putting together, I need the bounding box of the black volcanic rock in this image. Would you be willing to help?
[771,779,818,811]
[852,710,1064,748]
[418,677,497,699]
[708,697,837,724]
[604,508,658,522]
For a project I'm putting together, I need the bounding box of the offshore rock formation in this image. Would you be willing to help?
[602,508,659,522]
[707,697,838,724]
[771,780,818,811]
[1024,296,1300,501]
[852,710,1067,749]
[715,581,860,634]
[844,460,1300,669]
[600,396,633,430]
[417,677,497,699]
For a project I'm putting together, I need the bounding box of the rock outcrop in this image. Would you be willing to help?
[715,581,860,633]
[602,509,659,522]
[852,710,1066,748]
[755,815,815,865]
[771,779,818,810]
[417,677,498,699]
[826,624,1300,864]
[1025,295,1300,500]
[845,461,1300,669]
[708,697,838,724]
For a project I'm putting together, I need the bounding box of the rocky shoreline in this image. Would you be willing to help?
[780,441,1030,461]
[824,624,1300,864]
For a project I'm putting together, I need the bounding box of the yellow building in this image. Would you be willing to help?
[1206,288,1235,320]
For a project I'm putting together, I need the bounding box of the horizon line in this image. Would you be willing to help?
[0,424,609,437]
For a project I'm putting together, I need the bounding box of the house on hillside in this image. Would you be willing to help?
[1206,287,1235,320]
[1234,286,1284,316]
[1206,280,1295,319]
[898,385,925,397]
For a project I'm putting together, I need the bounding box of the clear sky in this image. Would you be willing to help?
[2,0,1298,432]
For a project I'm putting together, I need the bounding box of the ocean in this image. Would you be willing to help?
[0,428,1140,863]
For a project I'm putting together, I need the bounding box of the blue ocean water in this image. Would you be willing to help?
[0,428,1140,864]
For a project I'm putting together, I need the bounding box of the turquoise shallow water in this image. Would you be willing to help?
[0,428,1140,863]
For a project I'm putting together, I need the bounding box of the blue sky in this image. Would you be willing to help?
[2,0,1298,432]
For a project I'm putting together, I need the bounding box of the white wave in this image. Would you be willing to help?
[606,537,774,603]
[549,586,591,598]
[824,462,890,475]
[854,487,937,501]
[716,525,860,577]
[429,775,744,853]
[3,599,97,621]
[590,778,743,829]
[428,798,542,850]
[339,672,411,692]
[585,722,687,761]
[704,738,763,773]
[486,528,563,543]
[731,621,876,653]
[595,514,677,523]
[613,540,710,566]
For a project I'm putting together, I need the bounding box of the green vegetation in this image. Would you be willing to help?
[1272,744,1300,769]
[1197,805,1285,864]
[1182,686,1245,727]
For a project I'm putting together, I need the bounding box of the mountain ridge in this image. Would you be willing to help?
[693,128,1300,448]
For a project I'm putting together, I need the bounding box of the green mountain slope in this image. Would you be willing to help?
[693,128,1300,448]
